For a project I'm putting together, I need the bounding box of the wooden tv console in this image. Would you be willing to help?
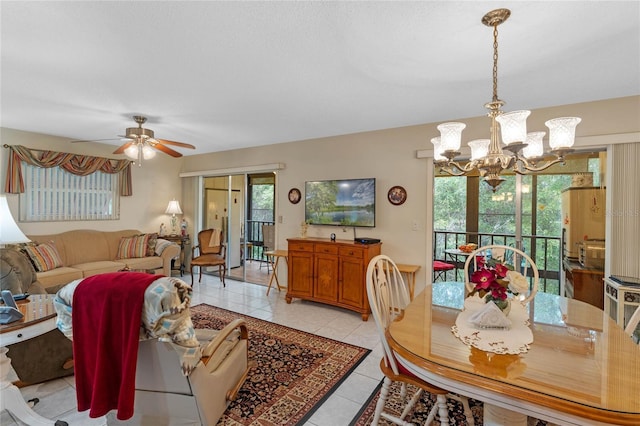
[286,237,382,321]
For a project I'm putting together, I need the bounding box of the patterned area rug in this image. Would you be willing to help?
[190,303,371,425]
[350,380,548,426]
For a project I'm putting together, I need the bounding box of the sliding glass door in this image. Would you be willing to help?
[200,172,276,285]
[202,175,246,281]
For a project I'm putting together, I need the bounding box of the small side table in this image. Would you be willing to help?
[604,277,640,328]
[396,263,421,300]
[444,249,473,280]
[264,250,288,296]
[0,295,68,426]
[162,234,190,276]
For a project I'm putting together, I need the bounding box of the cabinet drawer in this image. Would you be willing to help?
[289,242,314,252]
[339,247,364,259]
[315,244,338,255]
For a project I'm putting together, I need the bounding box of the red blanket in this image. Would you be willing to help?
[72,272,160,420]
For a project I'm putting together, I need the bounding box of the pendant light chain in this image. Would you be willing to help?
[492,24,499,104]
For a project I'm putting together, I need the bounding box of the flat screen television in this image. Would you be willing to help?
[305,178,376,227]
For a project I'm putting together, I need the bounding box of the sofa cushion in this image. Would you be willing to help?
[72,261,127,277]
[117,234,154,259]
[115,257,163,272]
[23,241,64,272]
[37,267,84,292]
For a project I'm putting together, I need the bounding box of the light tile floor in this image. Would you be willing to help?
[1,275,384,426]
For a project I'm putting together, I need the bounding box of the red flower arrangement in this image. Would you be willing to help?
[468,257,528,304]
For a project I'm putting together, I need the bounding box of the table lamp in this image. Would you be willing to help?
[0,194,30,247]
[165,199,183,235]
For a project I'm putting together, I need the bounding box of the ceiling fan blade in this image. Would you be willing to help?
[155,139,196,149]
[153,143,183,158]
[113,142,134,155]
[71,138,125,143]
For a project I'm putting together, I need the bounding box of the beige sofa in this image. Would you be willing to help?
[26,229,180,293]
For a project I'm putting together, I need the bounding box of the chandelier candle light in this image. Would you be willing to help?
[165,199,183,235]
[432,9,581,192]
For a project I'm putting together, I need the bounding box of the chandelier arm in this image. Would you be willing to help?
[448,160,479,174]
[440,167,467,177]
[514,156,565,173]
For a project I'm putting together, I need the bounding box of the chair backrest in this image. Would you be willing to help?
[262,224,275,252]
[366,255,412,376]
[463,244,539,304]
[625,305,640,344]
[197,229,223,255]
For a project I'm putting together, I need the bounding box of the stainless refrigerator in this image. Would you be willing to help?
[561,186,606,260]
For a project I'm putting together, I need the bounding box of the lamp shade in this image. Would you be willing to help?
[468,139,490,160]
[546,117,581,150]
[522,132,545,158]
[0,195,30,244]
[124,145,139,159]
[431,137,446,162]
[496,110,530,145]
[437,122,466,152]
[165,200,183,215]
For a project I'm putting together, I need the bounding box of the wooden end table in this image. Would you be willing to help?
[162,234,190,276]
[264,250,288,296]
[0,294,68,425]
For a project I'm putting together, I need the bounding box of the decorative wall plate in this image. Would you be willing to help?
[387,186,407,205]
[288,188,301,204]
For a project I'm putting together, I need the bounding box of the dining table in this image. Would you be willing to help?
[386,281,640,426]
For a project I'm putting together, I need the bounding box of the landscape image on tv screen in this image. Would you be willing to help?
[305,178,375,227]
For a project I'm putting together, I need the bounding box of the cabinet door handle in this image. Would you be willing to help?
[349,251,354,255]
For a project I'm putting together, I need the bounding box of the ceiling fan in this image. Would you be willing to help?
[72,115,195,165]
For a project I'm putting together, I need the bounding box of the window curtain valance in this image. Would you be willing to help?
[3,144,133,196]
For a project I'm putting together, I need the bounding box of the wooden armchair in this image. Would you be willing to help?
[191,229,226,286]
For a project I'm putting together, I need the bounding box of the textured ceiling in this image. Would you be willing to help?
[1,1,639,156]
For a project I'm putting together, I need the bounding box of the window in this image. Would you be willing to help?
[19,164,120,221]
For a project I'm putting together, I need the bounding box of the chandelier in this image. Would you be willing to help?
[432,9,581,192]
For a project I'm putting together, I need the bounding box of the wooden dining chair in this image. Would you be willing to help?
[463,245,539,305]
[366,254,475,425]
[190,229,226,286]
[261,224,275,273]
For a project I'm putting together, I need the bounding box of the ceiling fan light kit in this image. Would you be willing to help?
[72,115,195,167]
[432,8,581,192]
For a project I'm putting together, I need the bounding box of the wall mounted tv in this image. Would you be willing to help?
[305,178,376,227]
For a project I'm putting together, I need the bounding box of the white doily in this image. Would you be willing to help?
[451,294,533,354]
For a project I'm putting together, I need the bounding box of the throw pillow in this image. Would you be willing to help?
[23,241,63,272]
[117,234,153,259]
[145,233,158,256]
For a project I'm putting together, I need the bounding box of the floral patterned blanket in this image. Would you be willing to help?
[54,275,203,374]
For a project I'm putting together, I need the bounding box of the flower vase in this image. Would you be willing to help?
[486,296,511,317]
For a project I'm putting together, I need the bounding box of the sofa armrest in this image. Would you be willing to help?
[157,241,180,276]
